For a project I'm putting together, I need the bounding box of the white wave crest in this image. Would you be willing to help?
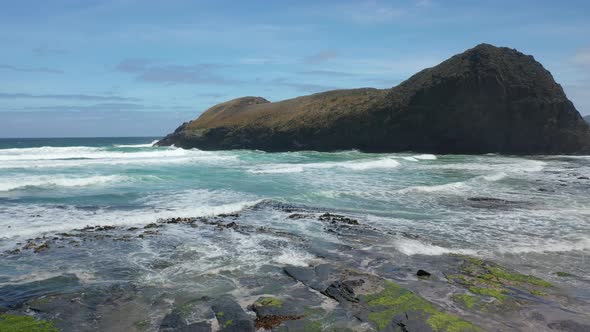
[274,248,316,266]
[393,238,476,256]
[481,172,507,182]
[248,158,400,174]
[0,175,126,191]
[0,146,236,169]
[0,197,262,240]
[114,140,159,148]
[0,146,187,161]
[413,154,437,160]
[398,181,468,194]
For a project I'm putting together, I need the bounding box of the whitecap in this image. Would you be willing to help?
[114,140,159,148]
[398,181,468,194]
[413,154,437,160]
[481,172,507,182]
[274,248,316,266]
[393,238,477,256]
[0,175,126,191]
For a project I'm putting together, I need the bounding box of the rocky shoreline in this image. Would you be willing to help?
[1,200,589,331]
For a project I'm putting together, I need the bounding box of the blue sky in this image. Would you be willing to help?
[1,0,589,137]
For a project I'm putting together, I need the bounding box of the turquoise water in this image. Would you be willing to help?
[0,137,589,280]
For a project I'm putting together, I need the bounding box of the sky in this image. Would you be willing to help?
[0,0,589,138]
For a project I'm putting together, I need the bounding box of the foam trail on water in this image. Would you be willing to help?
[398,181,468,194]
[495,238,590,254]
[248,158,400,174]
[0,199,262,241]
[0,175,127,192]
[393,238,477,256]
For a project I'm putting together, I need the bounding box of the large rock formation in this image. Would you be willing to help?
[158,44,590,154]
[585,115,590,124]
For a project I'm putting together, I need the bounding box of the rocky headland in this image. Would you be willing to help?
[158,44,590,155]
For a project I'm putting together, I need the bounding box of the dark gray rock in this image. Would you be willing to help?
[548,320,590,331]
[159,311,212,332]
[0,274,81,309]
[211,296,254,332]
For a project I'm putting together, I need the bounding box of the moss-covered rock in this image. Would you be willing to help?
[0,314,59,332]
[363,281,482,331]
[447,255,553,310]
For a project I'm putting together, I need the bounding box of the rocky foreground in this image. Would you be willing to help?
[1,200,589,332]
[158,44,590,155]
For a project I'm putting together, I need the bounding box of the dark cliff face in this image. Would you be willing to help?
[158,44,590,154]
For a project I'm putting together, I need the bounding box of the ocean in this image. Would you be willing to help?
[0,137,589,330]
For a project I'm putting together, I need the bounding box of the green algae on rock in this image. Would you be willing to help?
[254,297,283,307]
[447,255,553,310]
[363,281,482,331]
[0,314,59,332]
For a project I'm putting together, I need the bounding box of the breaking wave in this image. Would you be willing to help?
[0,175,127,192]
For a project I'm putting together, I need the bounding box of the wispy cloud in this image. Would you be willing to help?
[270,78,338,93]
[298,70,357,77]
[0,92,140,102]
[0,64,63,74]
[32,46,67,57]
[116,58,241,85]
[303,50,338,64]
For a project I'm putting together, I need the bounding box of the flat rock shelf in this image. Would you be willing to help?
[1,200,589,332]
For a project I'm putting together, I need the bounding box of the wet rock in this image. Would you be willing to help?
[417,269,432,278]
[547,320,590,331]
[467,197,520,208]
[144,223,159,229]
[250,297,303,330]
[138,230,159,238]
[283,264,337,291]
[555,271,575,278]
[0,274,81,309]
[159,311,211,332]
[318,213,359,225]
[217,213,240,218]
[33,242,50,253]
[94,225,116,231]
[287,213,314,219]
[159,217,196,224]
[255,315,303,330]
[321,280,363,303]
[446,255,553,311]
[211,296,254,332]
